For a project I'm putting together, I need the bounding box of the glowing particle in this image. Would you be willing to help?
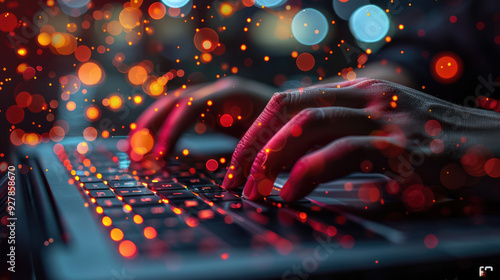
[219,3,233,16]
[118,240,137,258]
[144,227,157,239]
[85,106,101,121]
[220,114,233,127]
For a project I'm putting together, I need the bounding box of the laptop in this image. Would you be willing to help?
[5,131,500,280]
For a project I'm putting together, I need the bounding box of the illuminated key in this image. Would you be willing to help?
[88,189,115,198]
[82,182,109,190]
[114,187,153,196]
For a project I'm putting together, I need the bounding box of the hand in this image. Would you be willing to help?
[127,77,275,161]
[221,78,500,205]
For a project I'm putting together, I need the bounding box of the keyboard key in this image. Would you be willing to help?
[146,217,186,230]
[104,174,134,181]
[115,187,154,196]
[148,182,185,191]
[133,205,175,219]
[157,189,196,200]
[201,221,254,247]
[78,176,103,183]
[123,195,161,206]
[82,182,109,190]
[190,185,223,192]
[200,191,240,202]
[88,189,115,198]
[177,177,215,186]
[110,181,144,188]
[75,170,90,176]
[96,197,123,207]
[102,207,130,219]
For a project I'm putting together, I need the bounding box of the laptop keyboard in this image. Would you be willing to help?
[53,142,384,259]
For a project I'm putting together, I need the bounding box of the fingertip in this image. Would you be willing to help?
[280,181,296,202]
[242,176,254,198]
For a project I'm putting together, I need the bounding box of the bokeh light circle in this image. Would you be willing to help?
[149,2,167,20]
[349,4,390,43]
[333,0,370,21]
[161,0,190,8]
[194,28,219,52]
[78,62,104,85]
[296,53,315,71]
[254,0,286,8]
[291,9,329,46]
[431,52,463,84]
[0,12,18,32]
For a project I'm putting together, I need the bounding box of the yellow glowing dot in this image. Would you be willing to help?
[130,123,137,130]
[143,227,157,239]
[102,216,112,227]
[96,206,103,214]
[398,24,404,30]
[17,48,27,56]
[228,174,233,179]
[366,49,372,55]
[392,95,398,101]
[182,149,189,156]
[133,95,143,104]
[133,214,143,224]
[240,44,247,51]
[220,3,233,16]
[110,228,124,241]
[108,95,123,110]
[207,100,213,106]
[202,40,212,50]
[264,56,270,61]
[37,33,51,46]
[123,204,132,212]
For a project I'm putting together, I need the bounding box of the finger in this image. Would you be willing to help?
[151,79,263,155]
[243,107,377,200]
[279,136,403,202]
[222,78,378,190]
[130,85,203,140]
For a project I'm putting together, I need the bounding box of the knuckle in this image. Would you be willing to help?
[270,91,287,106]
[295,107,322,124]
